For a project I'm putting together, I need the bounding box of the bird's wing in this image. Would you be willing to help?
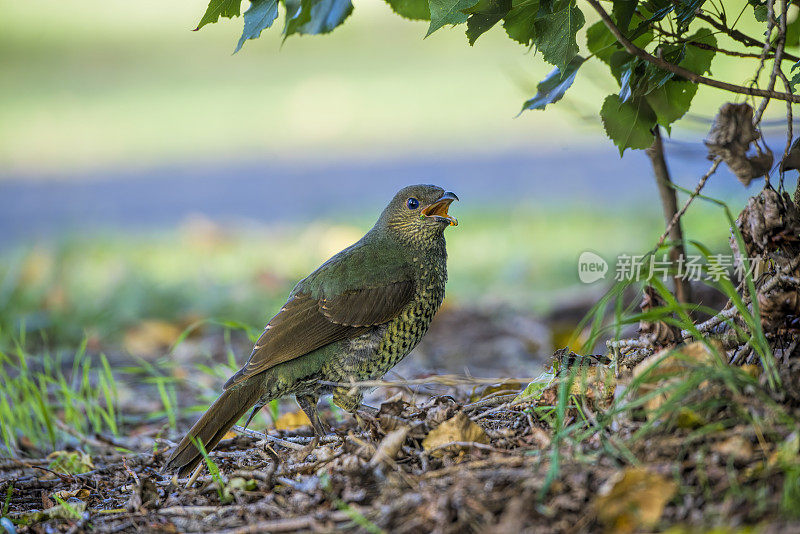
[223,280,415,389]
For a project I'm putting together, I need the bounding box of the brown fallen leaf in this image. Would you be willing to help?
[369,426,410,467]
[422,412,489,457]
[274,409,312,431]
[594,467,677,534]
[628,341,720,417]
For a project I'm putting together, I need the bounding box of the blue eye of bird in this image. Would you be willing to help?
[407,198,419,210]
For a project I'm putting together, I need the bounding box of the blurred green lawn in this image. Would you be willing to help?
[0,0,777,348]
[0,0,776,175]
[0,203,735,352]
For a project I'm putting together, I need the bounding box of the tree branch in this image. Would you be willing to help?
[696,12,800,63]
[653,28,792,61]
[585,0,800,104]
[648,126,691,303]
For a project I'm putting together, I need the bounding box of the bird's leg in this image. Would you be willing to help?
[332,387,375,431]
[295,394,330,437]
[358,404,379,416]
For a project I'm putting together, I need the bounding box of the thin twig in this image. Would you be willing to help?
[204,510,366,534]
[185,463,204,488]
[655,158,722,250]
[584,0,800,103]
[319,375,543,390]
[752,0,776,119]
[778,62,794,192]
[231,426,308,450]
[653,29,791,60]
[681,306,742,339]
[754,0,787,126]
[695,12,800,63]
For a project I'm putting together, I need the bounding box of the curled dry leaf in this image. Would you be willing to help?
[593,467,677,534]
[705,103,773,185]
[369,426,410,467]
[780,136,800,172]
[422,412,489,457]
[731,187,800,334]
[420,396,459,428]
[733,187,800,258]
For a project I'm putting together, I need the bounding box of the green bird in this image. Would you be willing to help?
[166,184,458,476]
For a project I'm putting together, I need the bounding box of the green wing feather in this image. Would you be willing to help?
[224,236,415,389]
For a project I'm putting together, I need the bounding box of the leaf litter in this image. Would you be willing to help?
[3,335,800,533]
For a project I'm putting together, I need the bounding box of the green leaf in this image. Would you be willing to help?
[285,0,353,37]
[784,12,800,48]
[502,0,540,46]
[196,0,243,31]
[618,57,674,101]
[600,94,656,155]
[515,369,556,402]
[532,0,585,70]
[427,0,480,36]
[790,61,800,93]
[586,19,652,66]
[385,0,430,20]
[645,80,697,128]
[629,2,672,40]
[681,27,716,75]
[586,20,617,64]
[674,0,705,33]
[521,54,585,111]
[234,0,279,53]
[466,0,511,45]
[612,0,636,33]
[749,0,767,22]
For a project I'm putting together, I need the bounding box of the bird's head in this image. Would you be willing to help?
[375,184,458,246]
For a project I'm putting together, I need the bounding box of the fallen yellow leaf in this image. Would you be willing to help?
[123,320,182,356]
[274,409,311,431]
[594,467,677,534]
[422,412,488,457]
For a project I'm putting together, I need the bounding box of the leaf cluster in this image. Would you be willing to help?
[195,0,796,153]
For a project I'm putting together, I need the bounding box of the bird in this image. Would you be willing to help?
[165,184,458,476]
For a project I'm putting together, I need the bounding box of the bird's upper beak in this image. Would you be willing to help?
[421,191,458,226]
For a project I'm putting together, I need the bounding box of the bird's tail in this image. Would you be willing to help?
[164,379,263,477]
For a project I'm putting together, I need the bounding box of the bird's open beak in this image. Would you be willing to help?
[422,191,458,226]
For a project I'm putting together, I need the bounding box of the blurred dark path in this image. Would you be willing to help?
[0,140,765,247]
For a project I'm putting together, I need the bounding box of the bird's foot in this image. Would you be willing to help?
[354,407,380,434]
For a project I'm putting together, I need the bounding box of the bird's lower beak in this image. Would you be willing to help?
[422,191,458,226]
